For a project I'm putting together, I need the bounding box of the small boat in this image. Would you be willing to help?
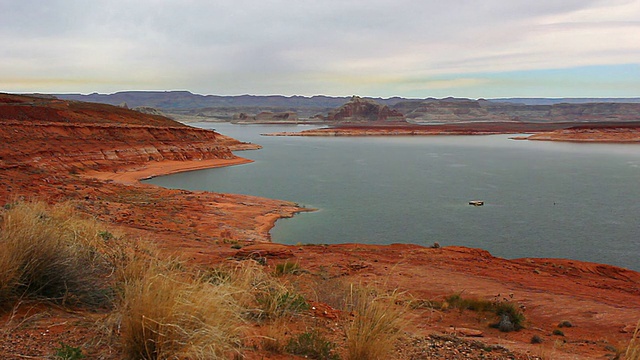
[469,200,484,206]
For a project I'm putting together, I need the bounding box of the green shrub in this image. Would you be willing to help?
[53,342,85,360]
[98,230,114,241]
[494,301,525,331]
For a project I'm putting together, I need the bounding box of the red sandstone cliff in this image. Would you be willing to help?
[0,94,258,173]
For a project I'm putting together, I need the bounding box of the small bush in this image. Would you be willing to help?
[494,301,525,331]
[552,329,565,336]
[531,335,543,344]
[344,285,405,360]
[286,331,340,360]
[558,320,573,328]
[98,230,114,241]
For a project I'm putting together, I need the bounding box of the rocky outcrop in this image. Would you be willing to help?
[326,96,405,122]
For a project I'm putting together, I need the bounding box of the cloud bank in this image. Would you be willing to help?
[1,0,639,97]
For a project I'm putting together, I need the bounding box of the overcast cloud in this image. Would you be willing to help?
[1,0,639,97]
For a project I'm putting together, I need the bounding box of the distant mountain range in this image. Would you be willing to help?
[52,91,640,123]
[54,91,640,109]
[55,91,360,110]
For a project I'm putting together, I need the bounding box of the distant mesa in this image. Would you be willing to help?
[233,111,299,123]
[325,96,405,122]
[52,91,640,125]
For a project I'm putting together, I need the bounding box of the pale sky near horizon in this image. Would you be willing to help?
[1,0,639,98]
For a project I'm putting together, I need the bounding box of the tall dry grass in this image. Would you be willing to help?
[116,252,312,359]
[204,261,309,320]
[344,284,405,360]
[116,255,244,360]
[0,200,114,307]
[626,320,640,360]
[0,200,314,359]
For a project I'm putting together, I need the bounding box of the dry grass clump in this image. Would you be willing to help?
[274,261,302,276]
[626,321,640,360]
[115,256,313,359]
[116,255,244,360]
[205,261,309,321]
[0,200,115,308]
[260,318,290,354]
[344,284,405,360]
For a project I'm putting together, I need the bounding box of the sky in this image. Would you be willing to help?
[1,0,639,99]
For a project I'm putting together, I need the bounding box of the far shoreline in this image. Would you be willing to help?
[262,121,640,142]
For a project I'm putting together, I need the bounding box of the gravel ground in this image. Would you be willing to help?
[396,334,543,360]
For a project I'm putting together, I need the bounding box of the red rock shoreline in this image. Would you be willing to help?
[264,121,640,142]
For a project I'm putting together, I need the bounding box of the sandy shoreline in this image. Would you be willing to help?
[80,154,313,243]
[82,157,253,184]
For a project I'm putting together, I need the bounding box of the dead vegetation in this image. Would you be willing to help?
[2,200,638,359]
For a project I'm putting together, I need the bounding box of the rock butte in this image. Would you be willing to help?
[1,93,639,359]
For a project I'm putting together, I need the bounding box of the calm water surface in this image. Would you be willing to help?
[145,123,640,271]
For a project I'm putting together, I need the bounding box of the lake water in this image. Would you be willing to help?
[145,123,640,271]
